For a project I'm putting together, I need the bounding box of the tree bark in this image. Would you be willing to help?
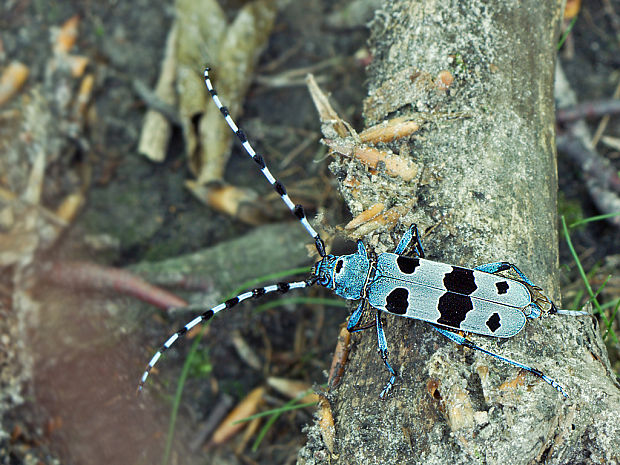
[299,1,620,464]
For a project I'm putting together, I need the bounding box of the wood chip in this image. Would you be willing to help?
[346,205,411,239]
[138,24,178,162]
[54,15,79,54]
[345,203,385,230]
[325,139,418,181]
[359,117,420,144]
[0,61,29,107]
[210,386,265,446]
[55,192,85,223]
[327,325,352,388]
[318,395,335,454]
[266,377,319,404]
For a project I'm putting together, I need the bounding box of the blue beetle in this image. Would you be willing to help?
[138,68,587,398]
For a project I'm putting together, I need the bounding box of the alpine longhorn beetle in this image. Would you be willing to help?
[138,67,588,398]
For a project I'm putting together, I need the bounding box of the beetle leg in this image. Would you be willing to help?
[376,310,398,398]
[394,224,425,258]
[474,262,536,286]
[431,325,569,397]
[347,299,374,332]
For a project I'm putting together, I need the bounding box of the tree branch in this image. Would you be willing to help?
[299,1,620,464]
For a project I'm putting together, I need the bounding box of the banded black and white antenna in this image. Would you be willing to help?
[138,278,316,392]
[204,67,326,257]
[138,69,329,392]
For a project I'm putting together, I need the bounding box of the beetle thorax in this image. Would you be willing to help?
[313,250,370,300]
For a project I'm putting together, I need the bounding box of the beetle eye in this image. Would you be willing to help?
[335,260,344,273]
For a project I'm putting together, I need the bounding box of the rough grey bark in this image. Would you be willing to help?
[299,1,620,464]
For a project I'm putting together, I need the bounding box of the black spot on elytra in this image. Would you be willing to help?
[486,313,501,332]
[496,281,509,294]
[385,288,409,315]
[437,293,474,329]
[396,256,420,274]
[335,260,344,273]
[443,267,477,295]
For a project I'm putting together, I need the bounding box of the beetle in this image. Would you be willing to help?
[138,68,587,398]
[311,223,583,397]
